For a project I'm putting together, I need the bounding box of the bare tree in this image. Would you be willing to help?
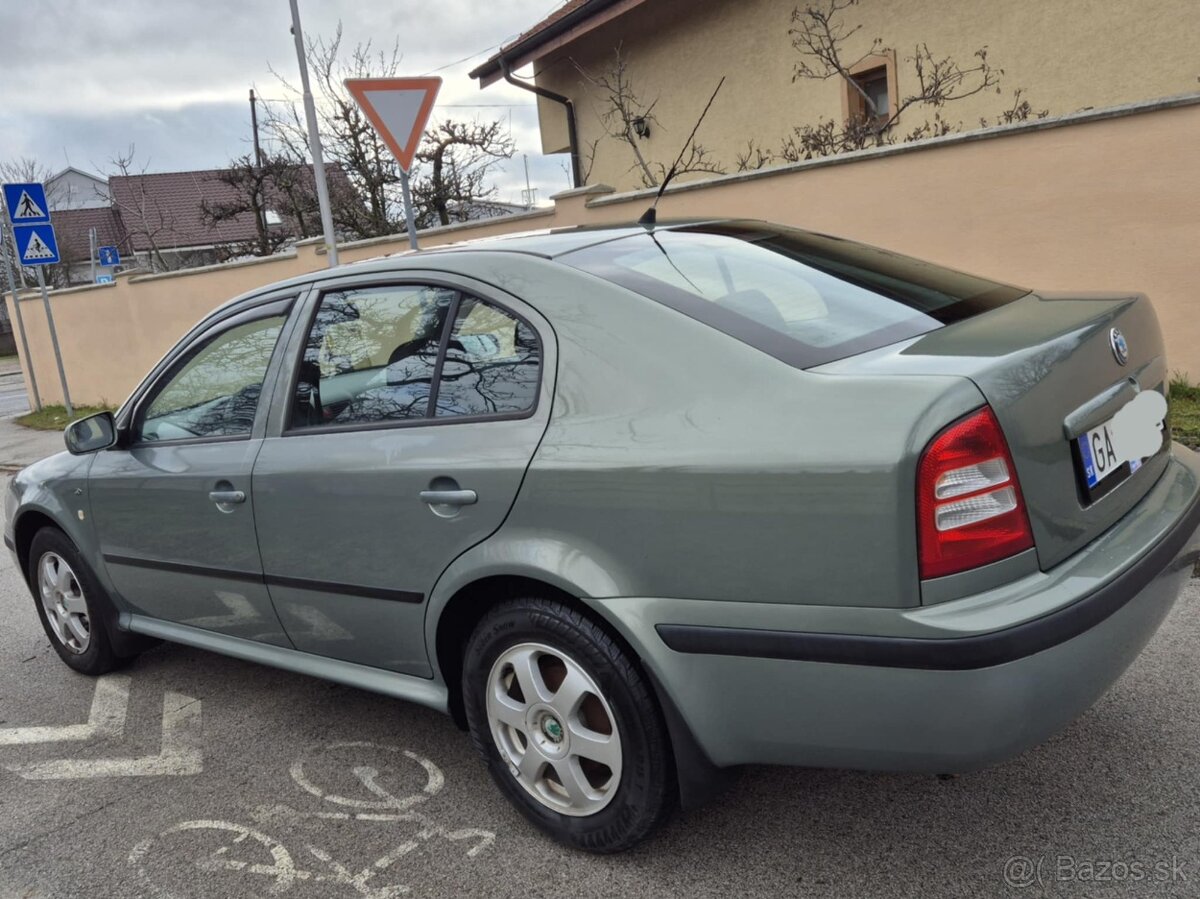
[773,0,1044,160]
[576,47,725,188]
[201,152,325,260]
[412,120,515,227]
[265,23,517,239]
[102,146,178,272]
[265,24,403,238]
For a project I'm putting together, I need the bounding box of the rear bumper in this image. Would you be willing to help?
[592,446,1200,771]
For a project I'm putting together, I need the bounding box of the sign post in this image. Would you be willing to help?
[288,0,340,268]
[344,77,442,250]
[0,219,41,411]
[3,182,72,416]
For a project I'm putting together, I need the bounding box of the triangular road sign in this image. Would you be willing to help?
[12,189,47,221]
[23,230,55,260]
[345,77,442,172]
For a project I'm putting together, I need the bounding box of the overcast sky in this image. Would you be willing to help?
[0,0,572,207]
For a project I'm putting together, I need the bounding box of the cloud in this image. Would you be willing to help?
[1,0,569,201]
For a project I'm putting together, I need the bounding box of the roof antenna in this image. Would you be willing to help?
[638,76,725,228]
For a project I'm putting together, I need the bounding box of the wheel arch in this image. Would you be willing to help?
[428,564,732,812]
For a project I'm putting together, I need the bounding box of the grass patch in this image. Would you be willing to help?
[1169,373,1200,450]
[16,404,114,431]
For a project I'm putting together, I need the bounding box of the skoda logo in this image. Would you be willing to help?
[1110,328,1129,366]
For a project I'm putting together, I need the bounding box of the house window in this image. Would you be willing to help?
[842,53,897,126]
[852,67,890,119]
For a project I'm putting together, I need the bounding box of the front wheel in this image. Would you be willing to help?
[28,527,122,675]
[462,598,673,852]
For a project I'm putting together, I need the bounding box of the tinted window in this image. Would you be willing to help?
[138,315,286,442]
[434,297,540,418]
[292,284,456,429]
[562,224,1027,368]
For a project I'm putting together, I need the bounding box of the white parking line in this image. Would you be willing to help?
[5,691,202,780]
[0,674,129,746]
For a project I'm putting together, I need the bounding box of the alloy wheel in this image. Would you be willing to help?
[486,642,622,817]
[38,552,90,654]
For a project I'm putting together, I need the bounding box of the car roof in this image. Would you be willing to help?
[213,218,768,317]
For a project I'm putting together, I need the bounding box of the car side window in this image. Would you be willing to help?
[292,284,456,429]
[434,296,540,418]
[137,315,287,442]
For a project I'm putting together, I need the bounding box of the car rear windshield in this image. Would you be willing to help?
[560,223,1028,368]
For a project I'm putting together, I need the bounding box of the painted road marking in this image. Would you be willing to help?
[289,742,444,809]
[5,691,202,780]
[0,674,129,745]
[131,744,495,898]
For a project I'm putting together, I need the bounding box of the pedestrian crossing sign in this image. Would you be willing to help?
[2,182,51,225]
[13,223,61,266]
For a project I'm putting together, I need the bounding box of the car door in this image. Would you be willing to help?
[251,273,554,676]
[89,294,299,646]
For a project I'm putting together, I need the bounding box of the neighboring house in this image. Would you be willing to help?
[44,166,348,285]
[45,167,109,211]
[470,0,1198,192]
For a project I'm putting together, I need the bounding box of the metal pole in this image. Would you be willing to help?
[89,227,96,283]
[399,169,418,251]
[0,221,40,411]
[35,267,71,417]
[250,88,264,167]
[288,0,339,268]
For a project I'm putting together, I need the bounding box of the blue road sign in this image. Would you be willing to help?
[2,182,51,225]
[96,274,114,284]
[13,223,60,266]
[97,245,121,267]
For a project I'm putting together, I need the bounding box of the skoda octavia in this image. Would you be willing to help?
[7,221,1199,852]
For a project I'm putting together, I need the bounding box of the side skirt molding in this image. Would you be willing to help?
[122,614,449,713]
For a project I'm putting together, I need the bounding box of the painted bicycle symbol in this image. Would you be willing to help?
[129,742,495,898]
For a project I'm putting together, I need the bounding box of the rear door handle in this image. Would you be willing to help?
[209,489,246,505]
[419,489,477,506]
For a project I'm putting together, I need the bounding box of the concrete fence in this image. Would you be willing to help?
[7,93,1199,410]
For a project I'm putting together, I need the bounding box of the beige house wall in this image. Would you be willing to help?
[7,97,1199,410]
[531,0,1200,191]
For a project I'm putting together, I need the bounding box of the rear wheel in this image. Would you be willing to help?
[28,528,122,675]
[462,598,673,852]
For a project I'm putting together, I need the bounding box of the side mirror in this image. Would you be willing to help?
[64,411,117,455]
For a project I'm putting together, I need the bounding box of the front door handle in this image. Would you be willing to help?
[209,489,246,505]
[418,489,477,506]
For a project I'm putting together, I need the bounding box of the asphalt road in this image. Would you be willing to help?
[1,521,1198,899]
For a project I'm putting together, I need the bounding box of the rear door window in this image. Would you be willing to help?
[434,297,540,418]
[561,225,1027,368]
[290,284,540,430]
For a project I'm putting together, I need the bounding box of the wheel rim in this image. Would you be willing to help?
[486,642,622,817]
[38,552,90,654]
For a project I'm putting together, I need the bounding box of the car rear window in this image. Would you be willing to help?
[560,223,1028,368]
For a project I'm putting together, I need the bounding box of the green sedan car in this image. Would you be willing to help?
[7,221,1199,852]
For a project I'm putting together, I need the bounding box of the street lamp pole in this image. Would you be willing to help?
[288,0,339,268]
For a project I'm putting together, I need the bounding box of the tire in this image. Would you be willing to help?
[28,527,123,675]
[462,597,673,852]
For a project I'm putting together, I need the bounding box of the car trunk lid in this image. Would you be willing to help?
[816,291,1169,570]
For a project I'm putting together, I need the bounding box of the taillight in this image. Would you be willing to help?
[917,406,1034,579]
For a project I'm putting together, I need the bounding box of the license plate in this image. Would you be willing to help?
[1076,415,1161,489]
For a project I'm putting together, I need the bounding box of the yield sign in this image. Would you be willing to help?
[345,77,442,172]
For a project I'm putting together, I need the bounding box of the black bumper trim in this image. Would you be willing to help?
[657,487,1200,671]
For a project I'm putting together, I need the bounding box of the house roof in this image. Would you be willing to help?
[469,0,647,87]
[103,166,352,253]
[48,206,133,264]
[107,169,264,252]
[47,166,106,185]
